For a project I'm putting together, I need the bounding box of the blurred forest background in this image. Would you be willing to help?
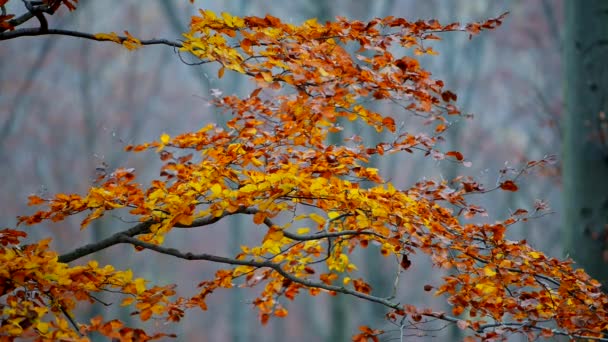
[0,0,563,341]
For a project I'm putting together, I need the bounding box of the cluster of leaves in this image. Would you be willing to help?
[2,1,608,341]
[0,229,178,340]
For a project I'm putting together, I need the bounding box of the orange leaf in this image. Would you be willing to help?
[241,38,254,54]
[274,307,288,317]
[452,306,464,316]
[382,117,396,132]
[253,212,266,225]
[27,195,45,206]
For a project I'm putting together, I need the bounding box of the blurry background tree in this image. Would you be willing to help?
[563,0,608,289]
[0,1,568,341]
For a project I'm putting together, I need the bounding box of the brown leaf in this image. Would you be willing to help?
[499,180,518,192]
[400,254,411,270]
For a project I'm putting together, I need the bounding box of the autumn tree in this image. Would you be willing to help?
[1,1,607,341]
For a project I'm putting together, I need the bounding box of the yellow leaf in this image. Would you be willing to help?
[239,184,257,193]
[210,184,222,196]
[267,229,283,241]
[343,277,351,285]
[297,227,310,235]
[36,321,49,334]
[5,323,22,335]
[529,251,542,259]
[250,157,263,167]
[221,11,237,27]
[122,31,142,50]
[233,265,253,276]
[328,253,349,272]
[327,211,341,220]
[262,239,281,254]
[293,214,308,221]
[261,71,273,82]
[177,214,194,226]
[309,213,325,225]
[160,133,170,144]
[134,278,147,294]
[94,32,121,43]
[483,266,496,277]
[202,9,217,20]
[474,282,497,295]
[304,18,319,27]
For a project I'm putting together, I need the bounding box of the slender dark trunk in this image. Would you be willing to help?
[562,0,608,288]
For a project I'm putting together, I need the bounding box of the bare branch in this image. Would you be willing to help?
[57,221,153,263]
[23,0,48,31]
[58,208,249,263]
[0,27,182,48]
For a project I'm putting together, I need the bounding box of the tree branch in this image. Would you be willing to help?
[179,206,384,241]
[1,0,62,33]
[59,206,382,263]
[1,11,35,32]
[57,221,153,263]
[57,206,608,341]
[58,207,270,263]
[116,234,401,309]
[23,0,48,32]
[0,27,182,48]
[474,321,608,342]
[117,234,605,341]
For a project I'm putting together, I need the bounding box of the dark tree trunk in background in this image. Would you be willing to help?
[563,0,608,287]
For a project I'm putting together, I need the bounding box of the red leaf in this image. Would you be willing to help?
[445,151,464,161]
[512,209,528,216]
[499,180,518,192]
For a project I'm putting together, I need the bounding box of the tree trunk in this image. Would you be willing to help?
[563,0,608,287]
